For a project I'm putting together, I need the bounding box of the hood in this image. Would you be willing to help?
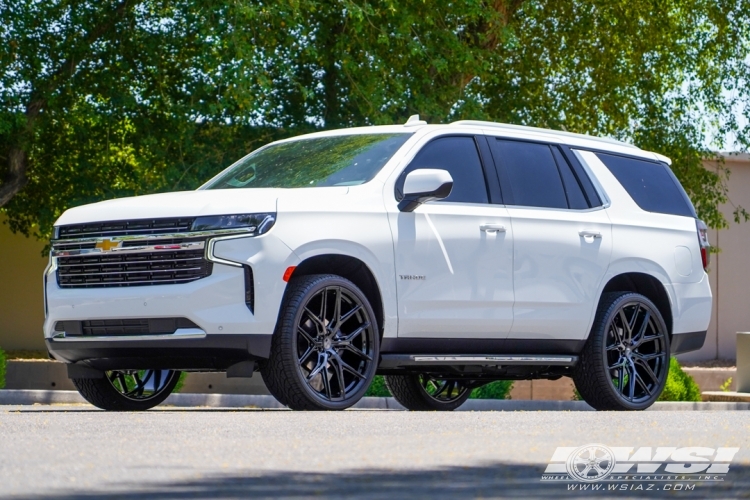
[55,187,348,226]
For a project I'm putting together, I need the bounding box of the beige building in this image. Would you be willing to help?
[2,154,750,359]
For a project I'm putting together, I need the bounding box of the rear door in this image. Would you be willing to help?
[486,137,612,342]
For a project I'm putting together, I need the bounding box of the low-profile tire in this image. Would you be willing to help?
[385,374,471,411]
[260,274,380,411]
[573,292,670,411]
[72,369,180,411]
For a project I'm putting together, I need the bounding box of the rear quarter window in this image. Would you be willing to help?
[595,152,696,217]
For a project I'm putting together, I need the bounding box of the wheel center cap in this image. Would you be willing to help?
[323,338,332,350]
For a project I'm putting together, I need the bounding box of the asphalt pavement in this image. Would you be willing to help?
[1,405,749,499]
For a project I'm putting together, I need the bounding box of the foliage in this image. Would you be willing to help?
[173,372,187,394]
[720,377,733,393]
[658,357,702,402]
[0,347,6,389]
[364,375,391,397]
[469,380,514,400]
[2,1,750,241]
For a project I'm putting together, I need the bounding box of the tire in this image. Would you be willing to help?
[260,274,380,410]
[72,369,180,411]
[385,374,471,411]
[573,292,670,411]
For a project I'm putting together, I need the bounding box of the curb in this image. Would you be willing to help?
[1,390,749,410]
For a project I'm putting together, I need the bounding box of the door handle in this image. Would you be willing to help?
[579,230,602,238]
[480,224,506,233]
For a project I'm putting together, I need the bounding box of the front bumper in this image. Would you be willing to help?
[46,333,273,371]
[44,232,296,339]
[44,230,297,370]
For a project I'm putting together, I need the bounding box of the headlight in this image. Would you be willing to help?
[191,213,276,234]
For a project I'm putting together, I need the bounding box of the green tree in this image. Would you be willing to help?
[2,1,749,240]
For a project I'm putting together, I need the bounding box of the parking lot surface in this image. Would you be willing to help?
[1,405,749,499]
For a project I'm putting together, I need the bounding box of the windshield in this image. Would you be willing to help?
[203,133,413,189]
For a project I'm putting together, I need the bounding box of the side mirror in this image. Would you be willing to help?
[398,169,453,212]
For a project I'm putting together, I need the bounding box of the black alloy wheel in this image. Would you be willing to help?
[72,369,180,411]
[574,292,670,411]
[261,274,379,410]
[385,374,472,411]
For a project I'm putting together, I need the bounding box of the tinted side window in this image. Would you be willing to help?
[402,136,489,204]
[595,153,696,217]
[492,140,568,209]
[551,147,589,209]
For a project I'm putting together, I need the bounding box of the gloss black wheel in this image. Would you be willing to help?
[72,369,180,411]
[261,274,379,410]
[385,374,471,411]
[574,292,670,411]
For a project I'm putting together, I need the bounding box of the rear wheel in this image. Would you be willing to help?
[385,374,471,411]
[573,292,670,411]
[261,274,379,410]
[72,369,180,411]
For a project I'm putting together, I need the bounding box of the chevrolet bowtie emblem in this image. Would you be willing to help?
[95,239,120,252]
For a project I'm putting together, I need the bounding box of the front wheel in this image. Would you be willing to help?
[385,374,471,411]
[72,369,180,411]
[261,274,380,410]
[573,292,670,411]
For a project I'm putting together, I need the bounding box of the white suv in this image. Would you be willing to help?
[45,117,712,412]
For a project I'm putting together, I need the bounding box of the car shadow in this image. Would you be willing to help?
[8,462,750,499]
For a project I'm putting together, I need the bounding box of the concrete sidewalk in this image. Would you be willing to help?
[2,389,750,411]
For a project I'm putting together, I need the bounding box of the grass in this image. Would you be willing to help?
[4,350,49,360]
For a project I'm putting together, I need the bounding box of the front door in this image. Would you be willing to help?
[390,136,514,339]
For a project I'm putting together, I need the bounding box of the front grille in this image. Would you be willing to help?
[56,249,212,288]
[58,217,195,239]
[54,318,199,336]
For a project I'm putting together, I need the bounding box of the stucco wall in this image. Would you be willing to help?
[0,217,48,351]
[679,154,750,362]
[1,154,749,358]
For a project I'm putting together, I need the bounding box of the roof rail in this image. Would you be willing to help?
[450,120,639,150]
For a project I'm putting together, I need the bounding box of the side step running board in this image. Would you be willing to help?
[379,354,578,369]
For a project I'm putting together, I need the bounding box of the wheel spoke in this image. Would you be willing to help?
[298,344,315,365]
[343,343,372,362]
[635,333,662,349]
[632,310,651,345]
[619,309,634,344]
[633,356,660,386]
[633,351,665,362]
[297,325,317,345]
[635,372,653,396]
[340,322,370,342]
[321,363,333,400]
[616,366,625,393]
[336,305,362,328]
[627,363,637,400]
[306,353,329,381]
[303,307,326,333]
[330,351,365,380]
[320,287,329,324]
[608,356,627,371]
[328,354,347,397]
[117,373,129,394]
[333,287,342,329]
